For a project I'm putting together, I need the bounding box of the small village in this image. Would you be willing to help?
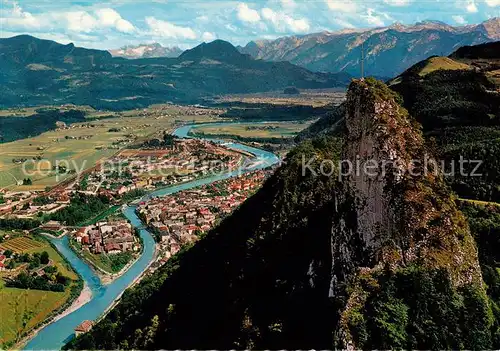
[0,138,243,220]
[91,138,243,199]
[137,169,273,267]
[74,220,139,255]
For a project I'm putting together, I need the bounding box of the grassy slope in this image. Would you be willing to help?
[0,235,80,346]
[0,281,71,346]
[417,56,471,76]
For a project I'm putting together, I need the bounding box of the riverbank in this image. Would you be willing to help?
[13,283,90,350]
[95,239,160,325]
[23,122,280,350]
[12,273,87,350]
[67,235,141,286]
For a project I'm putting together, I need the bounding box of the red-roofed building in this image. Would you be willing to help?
[74,320,93,336]
[105,243,121,254]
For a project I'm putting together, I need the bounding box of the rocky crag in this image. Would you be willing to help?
[331,78,487,348]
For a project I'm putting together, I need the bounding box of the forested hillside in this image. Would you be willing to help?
[389,41,500,202]
[67,78,498,350]
[299,41,500,202]
[0,108,86,143]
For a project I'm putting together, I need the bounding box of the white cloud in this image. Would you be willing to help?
[452,15,467,24]
[237,3,261,23]
[1,2,45,30]
[95,8,121,27]
[363,8,385,27]
[261,7,310,33]
[383,0,411,6]
[485,0,500,6]
[65,11,98,33]
[280,0,297,9]
[0,2,135,34]
[333,18,356,29]
[115,18,135,33]
[145,16,197,40]
[466,1,479,12]
[94,8,135,33]
[202,31,216,41]
[225,23,240,33]
[326,0,357,13]
[196,15,209,23]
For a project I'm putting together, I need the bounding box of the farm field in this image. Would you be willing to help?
[0,237,44,253]
[0,235,78,280]
[0,105,222,190]
[0,281,71,347]
[0,235,80,347]
[189,121,314,139]
[213,89,346,107]
[0,105,99,118]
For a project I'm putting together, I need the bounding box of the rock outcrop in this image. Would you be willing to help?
[331,78,485,348]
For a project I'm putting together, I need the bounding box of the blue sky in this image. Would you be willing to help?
[0,0,498,49]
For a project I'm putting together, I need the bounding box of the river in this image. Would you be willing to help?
[23,123,280,350]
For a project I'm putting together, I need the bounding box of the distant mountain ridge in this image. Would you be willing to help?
[180,40,248,62]
[109,43,183,59]
[239,18,499,77]
[0,36,350,110]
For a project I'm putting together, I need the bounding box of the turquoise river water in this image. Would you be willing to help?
[23,123,280,350]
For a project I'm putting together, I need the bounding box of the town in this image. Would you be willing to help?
[0,138,244,219]
[137,169,273,267]
[74,220,139,255]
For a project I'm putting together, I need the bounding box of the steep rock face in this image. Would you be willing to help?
[331,78,485,347]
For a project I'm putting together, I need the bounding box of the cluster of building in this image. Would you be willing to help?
[0,137,243,222]
[0,189,72,219]
[74,220,139,254]
[83,138,242,198]
[133,104,224,119]
[137,169,272,265]
[0,190,38,216]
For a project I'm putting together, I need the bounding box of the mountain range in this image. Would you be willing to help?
[109,43,183,59]
[0,35,349,110]
[239,18,500,78]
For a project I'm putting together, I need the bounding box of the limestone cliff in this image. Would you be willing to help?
[331,78,486,348]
